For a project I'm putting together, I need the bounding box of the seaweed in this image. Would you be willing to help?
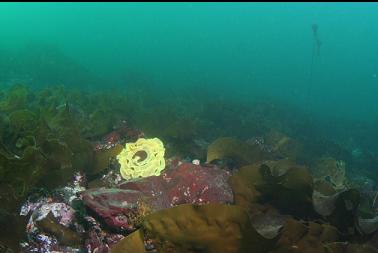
[0,83,376,252]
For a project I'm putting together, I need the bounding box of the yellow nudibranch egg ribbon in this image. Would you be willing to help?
[116,137,166,180]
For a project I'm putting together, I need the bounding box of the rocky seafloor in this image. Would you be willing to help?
[0,84,377,253]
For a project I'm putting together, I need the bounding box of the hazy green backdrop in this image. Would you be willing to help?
[1,2,378,120]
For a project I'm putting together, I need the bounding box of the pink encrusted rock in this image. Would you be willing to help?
[85,229,124,253]
[82,162,233,230]
[165,162,234,206]
[82,188,145,231]
[120,162,234,206]
[93,121,144,151]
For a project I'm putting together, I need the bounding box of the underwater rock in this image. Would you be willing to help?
[1,84,375,252]
[141,203,274,253]
[85,226,125,253]
[18,174,89,253]
[26,202,76,233]
[93,121,144,152]
[87,170,124,189]
[83,162,233,230]
[206,137,267,165]
[120,162,234,206]
[229,159,314,217]
[82,188,146,231]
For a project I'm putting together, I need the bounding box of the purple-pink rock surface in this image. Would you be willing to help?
[81,162,233,230]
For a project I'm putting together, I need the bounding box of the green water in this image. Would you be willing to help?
[1,3,378,252]
[1,2,378,119]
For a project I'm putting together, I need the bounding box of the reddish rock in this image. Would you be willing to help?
[120,162,234,206]
[82,189,145,231]
[85,229,124,253]
[82,162,233,230]
[165,162,234,205]
[93,121,144,151]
